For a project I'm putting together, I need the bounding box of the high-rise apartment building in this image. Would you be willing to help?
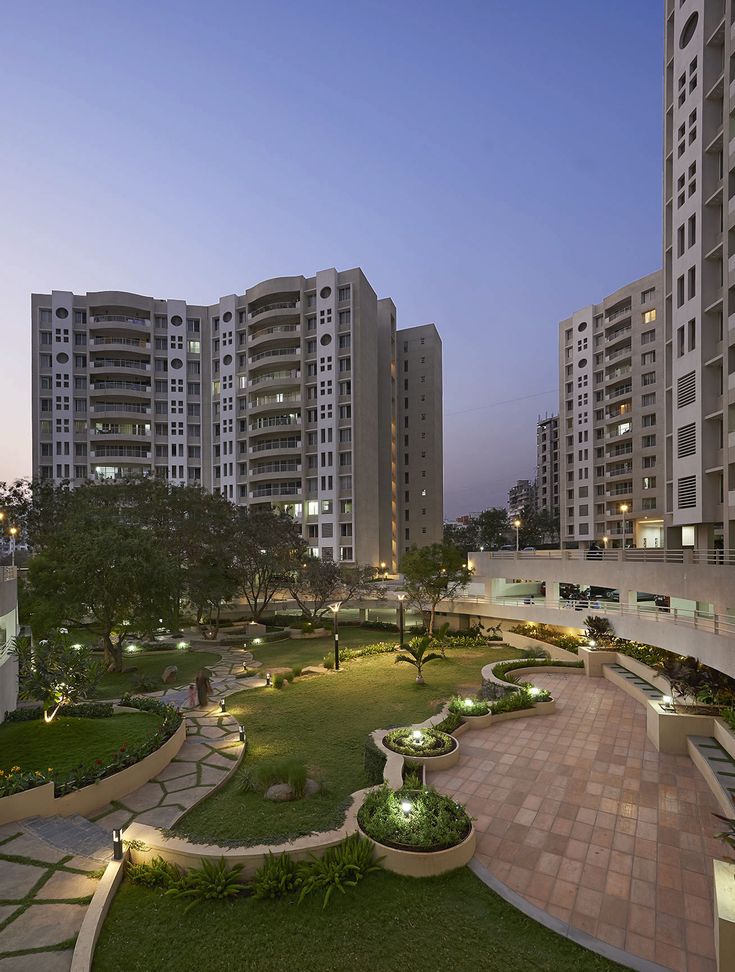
[31,268,443,569]
[559,271,665,549]
[535,414,559,516]
[663,0,734,550]
[507,479,536,519]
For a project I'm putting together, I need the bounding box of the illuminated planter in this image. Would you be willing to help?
[358,821,476,877]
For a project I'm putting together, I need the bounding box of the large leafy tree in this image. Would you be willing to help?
[234,507,303,620]
[400,543,473,635]
[287,559,381,619]
[476,508,509,550]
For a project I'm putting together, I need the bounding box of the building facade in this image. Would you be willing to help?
[664,0,734,552]
[535,414,559,516]
[31,269,443,569]
[559,271,665,549]
[507,479,536,519]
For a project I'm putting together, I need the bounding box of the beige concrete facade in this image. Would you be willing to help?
[559,271,665,549]
[0,567,18,721]
[535,414,559,516]
[31,270,443,569]
[663,0,735,555]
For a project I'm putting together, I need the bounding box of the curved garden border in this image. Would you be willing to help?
[0,709,186,826]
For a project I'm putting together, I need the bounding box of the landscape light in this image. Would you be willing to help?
[662,695,673,706]
[177,641,189,651]
[464,698,474,708]
[112,829,123,861]
[266,672,272,687]
[588,640,596,648]
[400,800,412,818]
[219,698,226,712]
[529,687,541,697]
[253,638,262,645]
[239,725,246,742]
[411,729,423,744]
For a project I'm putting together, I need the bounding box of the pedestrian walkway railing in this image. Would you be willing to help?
[484,548,735,567]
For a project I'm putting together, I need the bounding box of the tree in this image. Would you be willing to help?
[394,635,444,684]
[476,508,509,550]
[443,520,479,556]
[514,505,544,548]
[399,543,473,635]
[287,559,381,619]
[234,507,303,620]
[13,629,104,722]
[584,616,617,647]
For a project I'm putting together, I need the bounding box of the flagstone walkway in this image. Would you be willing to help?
[428,673,723,972]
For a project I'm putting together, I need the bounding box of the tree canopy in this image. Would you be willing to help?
[399,543,473,634]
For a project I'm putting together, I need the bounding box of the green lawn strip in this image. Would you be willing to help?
[252,626,408,671]
[94,650,221,698]
[0,712,162,777]
[174,644,520,846]
[93,869,625,972]
[0,832,22,847]
[0,937,78,959]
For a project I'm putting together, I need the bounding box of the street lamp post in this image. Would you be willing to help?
[397,593,406,649]
[9,527,18,567]
[513,519,521,553]
[619,504,629,547]
[329,601,342,671]
[602,535,609,550]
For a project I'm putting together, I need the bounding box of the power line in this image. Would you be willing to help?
[445,389,557,418]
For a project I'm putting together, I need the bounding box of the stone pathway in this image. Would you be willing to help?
[0,824,103,970]
[428,673,723,972]
[21,816,111,862]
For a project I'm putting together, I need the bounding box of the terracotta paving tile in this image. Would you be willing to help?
[427,673,721,972]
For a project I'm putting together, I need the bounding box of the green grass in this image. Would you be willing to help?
[94,650,221,699]
[93,868,625,972]
[175,642,520,845]
[0,713,161,776]
[252,625,410,671]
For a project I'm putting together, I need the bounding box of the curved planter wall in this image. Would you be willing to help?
[0,720,186,826]
[357,823,476,878]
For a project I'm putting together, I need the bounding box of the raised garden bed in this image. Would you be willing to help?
[383,727,456,758]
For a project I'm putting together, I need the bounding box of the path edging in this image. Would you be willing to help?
[70,857,125,972]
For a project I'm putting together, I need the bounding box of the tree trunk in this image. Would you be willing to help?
[103,631,123,673]
[428,605,436,636]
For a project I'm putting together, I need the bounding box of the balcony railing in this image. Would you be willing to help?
[249,347,301,364]
[91,337,149,348]
[248,437,301,453]
[91,403,150,414]
[250,482,302,497]
[92,315,149,326]
[482,548,735,566]
[250,416,300,431]
[249,324,300,340]
[248,370,301,387]
[248,301,300,320]
[92,359,150,371]
[90,381,150,392]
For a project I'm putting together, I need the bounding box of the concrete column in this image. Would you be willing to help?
[545,580,560,605]
[358,608,367,623]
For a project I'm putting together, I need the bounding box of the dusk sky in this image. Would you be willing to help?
[0,0,663,518]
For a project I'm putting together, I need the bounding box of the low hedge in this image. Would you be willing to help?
[383,727,455,758]
[358,784,471,852]
[448,696,490,717]
[4,702,115,724]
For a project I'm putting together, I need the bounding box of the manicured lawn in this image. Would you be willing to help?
[94,868,624,972]
[0,712,161,777]
[252,625,415,671]
[94,650,221,699]
[175,642,520,846]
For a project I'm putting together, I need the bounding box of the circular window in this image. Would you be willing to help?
[578,357,588,368]
[223,354,233,366]
[577,321,587,332]
[320,286,332,299]
[170,358,183,370]
[319,333,332,346]
[170,315,182,326]
[55,307,68,319]
[223,311,232,323]
[56,352,69,364]
[680,11,698,48]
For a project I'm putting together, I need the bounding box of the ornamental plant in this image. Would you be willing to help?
[383,726,455,758]
[448,696,490,717]
[358,784,471,852]
[13,630,104,723]
[394,635,444,684]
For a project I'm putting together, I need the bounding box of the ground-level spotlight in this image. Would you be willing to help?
[219,698,226,712]
[661,694,673,710]
[529,687,541,698]
[112,828,123,861]
[411,729,423,745]
[463,697,473,708]
[238,725,246,743]
[266,672,272,687]
[400,800,412,819]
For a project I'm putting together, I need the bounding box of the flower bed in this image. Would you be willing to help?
[357,785,471,852]
[448,696,490,717]
[383,727,456,758]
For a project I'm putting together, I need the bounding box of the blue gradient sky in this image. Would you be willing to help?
[0,0,663,517]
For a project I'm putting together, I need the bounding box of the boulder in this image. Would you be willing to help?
[265,783,295,802]
[304,778,321,797]
[161,665,178,684]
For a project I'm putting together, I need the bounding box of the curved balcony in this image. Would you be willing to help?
[249,480,302,499]
[247,324,300,351]
[90,402,151,419]
[90,315,151,333]
[248,346,302,371]
[248,415,301,436]
[248,392,302,416]
[247,437,301,457]
[247,369,301,390]
[89,381,151,400]
[247,300,300,324]
[90,425,152,442]
[248,462,302,482]
[89,337,151,357]
[91,358,152,376]
[90,445,152,462]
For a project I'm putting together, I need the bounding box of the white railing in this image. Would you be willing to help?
[483,548,735,566]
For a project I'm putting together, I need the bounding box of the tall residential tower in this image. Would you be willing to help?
[31,268,443,568]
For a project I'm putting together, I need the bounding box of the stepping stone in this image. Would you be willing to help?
[132,806,183,829]
[118,783,165,813]
[199,765,228,786]
[164,773,199,793]
[64,855,108,872]
[89,808,134,834]
[21,817,111,862]
[202,752,238,769]
[0,860,46,899]
[2,833,67,864]
[0,950,75,971]
[160,786,214,809]
[155,762,198,782]
[0,903,88,951]
[0,905,18,925]
[175,742,215,761]
[199,726,229,738]
[38,869,98,900]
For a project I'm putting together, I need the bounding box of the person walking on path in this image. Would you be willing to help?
[195,669,212,707]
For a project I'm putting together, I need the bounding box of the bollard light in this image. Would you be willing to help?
[219,698,226,712]
[238,725,246,743]
[266,672,272,687]
[411,729,423,745]
[112,828,123,861]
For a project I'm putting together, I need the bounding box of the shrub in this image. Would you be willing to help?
[297,834,381,908]
[3,701,114,723]
[126,856,181,890]
[241,757,308,798]
[448,696,490,717]
[363,735,387,786]
[251,851,301,900]
[132,673,160,693]
[489,692,534,715]
[166,857,245,911]
[337,641,399,663]
[273,675,285,689]
[383,727,455,758]
[284,670,295,683]
[434,711,463,734]
[358,784,471,851]
[520,646,550,660]
[322,655,334,670]
[292,666,303,678]
[402,765,424,789]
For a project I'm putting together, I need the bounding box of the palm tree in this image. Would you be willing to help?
[394,635,444,684]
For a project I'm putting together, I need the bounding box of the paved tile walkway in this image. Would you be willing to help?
[428,673,724,972]
[0,825,102,970]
